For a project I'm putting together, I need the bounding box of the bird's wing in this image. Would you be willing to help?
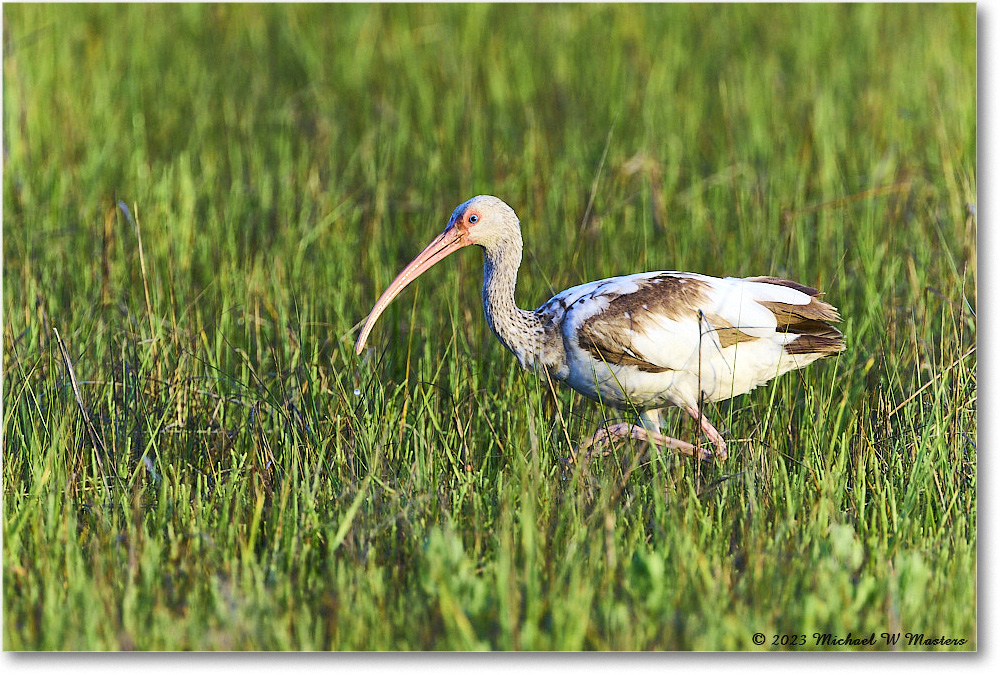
[552,272,843,373]
[549,272,709,372]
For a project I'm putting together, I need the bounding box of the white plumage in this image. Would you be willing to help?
[548,272,826,406]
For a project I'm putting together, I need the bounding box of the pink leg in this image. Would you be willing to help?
[576,422,715,462]
[684,405,728,460]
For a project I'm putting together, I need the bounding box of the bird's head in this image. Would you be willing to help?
[354,195,521,354]
[446,195,521,250]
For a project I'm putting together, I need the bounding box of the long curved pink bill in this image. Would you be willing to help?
[355,225,470,355]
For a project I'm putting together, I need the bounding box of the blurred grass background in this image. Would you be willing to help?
[3,3,976,650]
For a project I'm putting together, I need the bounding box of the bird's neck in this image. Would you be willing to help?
[481,238,544,369]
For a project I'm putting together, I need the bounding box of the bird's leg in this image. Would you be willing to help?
[639,409,715,461]
[575,417,714,462]
[683,405,728,460]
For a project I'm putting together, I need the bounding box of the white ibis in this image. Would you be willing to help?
[355,195,845,461]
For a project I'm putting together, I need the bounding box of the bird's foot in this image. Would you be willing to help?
[683,406,728,461]
[574,422,716,462]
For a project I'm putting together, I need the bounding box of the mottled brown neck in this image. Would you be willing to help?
[480,237,544,369]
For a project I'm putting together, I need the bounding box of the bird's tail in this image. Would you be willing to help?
[746,276,846,357]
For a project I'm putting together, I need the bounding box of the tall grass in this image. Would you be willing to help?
[3,4,976,650]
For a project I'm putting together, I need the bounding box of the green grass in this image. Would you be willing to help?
[2,3,976,651]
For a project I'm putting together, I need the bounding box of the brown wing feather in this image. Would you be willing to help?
[748,276,845,356]
[785,333,845,355]
[703,313,761,349]
[760,298,841,324]
[594,273,711,323]
[577,318,671,373]
[576,274,714,373]
[745,275,820,297]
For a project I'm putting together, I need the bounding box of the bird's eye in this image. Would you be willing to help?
[469,214,479,224]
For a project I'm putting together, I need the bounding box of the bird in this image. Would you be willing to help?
[355,195,845,461]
